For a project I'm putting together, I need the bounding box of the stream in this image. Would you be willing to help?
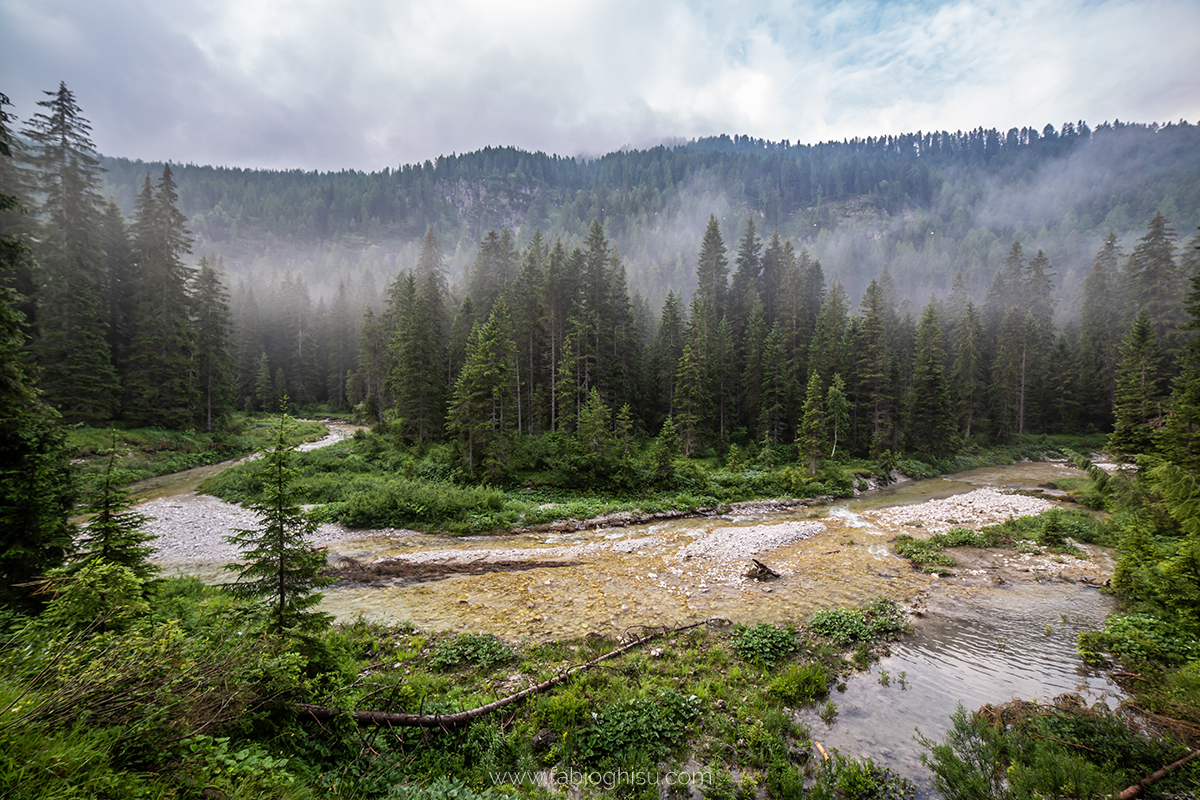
[138,452,1119,796]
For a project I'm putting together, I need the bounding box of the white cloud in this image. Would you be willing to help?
[1,0,1197,170]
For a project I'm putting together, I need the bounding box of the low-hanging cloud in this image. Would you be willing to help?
[2,0,1198,171]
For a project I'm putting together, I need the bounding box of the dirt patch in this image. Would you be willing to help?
[323,556,579,585]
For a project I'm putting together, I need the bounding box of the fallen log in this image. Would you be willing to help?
[298,618,728,729]
[1116,749,1200,800]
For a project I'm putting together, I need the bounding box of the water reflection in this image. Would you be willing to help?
[798,583,1119,799]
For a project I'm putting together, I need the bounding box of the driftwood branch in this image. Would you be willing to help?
[749,559,781,579]
[1116,749,1200,800]
[298,618,727,729]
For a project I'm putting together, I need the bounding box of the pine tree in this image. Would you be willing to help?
[1079,233,1123,429]
[797,371,825,474]
[74,436,157,581]
[907,301,954,458]
[447,302,515,481]
[22,83,118,422]
[226,408,332,634]
[193,256,236,431]
[125,165,198,427]
[1109,313,1165,459]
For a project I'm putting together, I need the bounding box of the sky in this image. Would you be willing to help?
[3,0,1199,173]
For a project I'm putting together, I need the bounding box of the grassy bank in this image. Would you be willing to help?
[200,427,1107,533]
[69,416,329,488]
[0,582,915,799]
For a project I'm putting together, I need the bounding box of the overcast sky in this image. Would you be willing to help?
[3,0,1199,172]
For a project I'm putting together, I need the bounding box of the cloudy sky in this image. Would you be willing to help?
[3,0,1199,172]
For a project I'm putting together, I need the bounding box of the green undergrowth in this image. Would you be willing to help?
[69,415,328,488]
[1,583,919,799]
[201,426,1101,535]
[920,698,1198,800]
[893,508,1115,573]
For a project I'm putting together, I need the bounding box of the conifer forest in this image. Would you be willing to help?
[2,83,1200,799]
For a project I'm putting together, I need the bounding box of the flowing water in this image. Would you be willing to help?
[798,583,1118,799]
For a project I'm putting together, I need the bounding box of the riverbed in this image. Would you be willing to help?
[137,454,1117,796]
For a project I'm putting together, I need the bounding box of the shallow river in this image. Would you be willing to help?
[140,455,1119,795]
[323,461,1119,798]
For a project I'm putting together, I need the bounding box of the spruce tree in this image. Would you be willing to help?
[825,373,850,459]
[1079,233,1123,429]
[125,166,198,427]
[227,408,332,634]
[797,371,825,474]
[1159,244,1200,471]
[907,301,954,458]
[193,256,236,431]
[0,169,74,605]
[447,302,515,481]
[673,340,707,456]
[22,83,118,422]
[695,214,729,318]
[1123,212,1182,348]
[74,437,157,581]
[1109,313,1165,459]
[951,300,986,438]
[858,279,892,455]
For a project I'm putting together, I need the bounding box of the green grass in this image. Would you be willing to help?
[69,415,328,488]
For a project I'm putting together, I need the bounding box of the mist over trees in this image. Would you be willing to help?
[2,83,1199,478]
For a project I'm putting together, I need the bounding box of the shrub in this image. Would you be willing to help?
[733,623,797,666]
[569,690,700,765]
[429,633,513,671]
[768,661,831,704]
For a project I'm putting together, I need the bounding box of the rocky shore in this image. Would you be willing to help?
[860,488,1056,535]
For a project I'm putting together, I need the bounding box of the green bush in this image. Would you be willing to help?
[569,690,700,765]
[429,633,514,671]
[1078,613,1200,665]
[733,623,797,666]
[809,598,906,646]
[768,661,831,704]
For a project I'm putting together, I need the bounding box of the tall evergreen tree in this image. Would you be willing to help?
[907,301,954,458]
[1079,233,1123,429]
[447,302,515,481]
[125,165,198,427]
[695,214,729,318]
[797,371,825,474]
[1160,254,1200,471]
[1123,212,1182,349]
[193,256,236,431]
[825,373,850,459]
[858,279,892,455]
[1,125,75,604]
[22,83,118,422]
[951,300,987,438]
[1109,313,1165,459]
[226,409,332,634]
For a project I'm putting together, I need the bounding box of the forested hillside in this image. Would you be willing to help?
[3,84,1199,473]
[96,120,1200,316]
